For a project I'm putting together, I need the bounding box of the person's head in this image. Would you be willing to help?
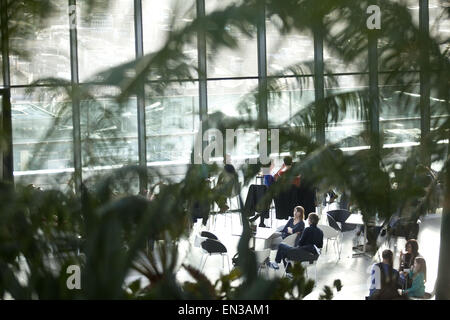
[224,153,232,165]
[283,156,293,167]
[405,239,419,256]
[413,257,427,281]
[382,249,394,267]
[293,206,304,220]
[307,212,319,226]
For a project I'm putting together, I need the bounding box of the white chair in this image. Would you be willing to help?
[254,249,271,276]
[281,233,298,247]
[194,234,208,248]
[318,224,341,260]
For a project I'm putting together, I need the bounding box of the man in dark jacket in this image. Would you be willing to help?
[269,213,323,269]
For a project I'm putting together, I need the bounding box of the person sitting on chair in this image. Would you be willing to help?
[398,239,422,289]
[268,212,323,270]
[213,154,240,213]
[273,156,301,187]
[402,257,427,298]
[266,206,305,250]
[399,239,421,272]
[368,249,402,300]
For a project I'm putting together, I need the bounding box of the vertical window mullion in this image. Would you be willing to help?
[257,1,268,128]
[419,0,430,165]
[69,0,82,194]
[314,22,325,145]
[134,0,148,193]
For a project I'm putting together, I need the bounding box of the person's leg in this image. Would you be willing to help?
[286,247,317,263]
[275,243,291,263]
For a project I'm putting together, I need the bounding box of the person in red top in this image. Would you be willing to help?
[274,156,301,187]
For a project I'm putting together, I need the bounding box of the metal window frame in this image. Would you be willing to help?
[69,0,82,194]
[134,0,148,193]
[313,21,325,145]
[419,0,431,165]
[197,0,208,154]
[1,0,13,182]
[0,0,434,187]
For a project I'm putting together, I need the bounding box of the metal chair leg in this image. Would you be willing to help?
[199,254,205,270]
[201,255,209,272]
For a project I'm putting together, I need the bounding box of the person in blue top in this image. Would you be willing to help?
[403,257,427,298]
[269,212,323,270]
[280,206,305,239]
[266,206,305,250]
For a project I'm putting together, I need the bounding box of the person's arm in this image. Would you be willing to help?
[291,221,305,235]
[274,165,285,180]
[369,264,381,296]
[317,230,323,249]
[297,227,310,247]
[399,251,404,270]
[281,219,293,237]
[404,273,424,295]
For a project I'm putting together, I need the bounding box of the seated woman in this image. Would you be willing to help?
[402,257,427,298]
[266,206,305,250]
[268,213,323,270]
[398,239,421,289]
[213,155,240,213]
[399,239,421,271]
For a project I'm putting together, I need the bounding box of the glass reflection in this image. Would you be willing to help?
[206,0,258,78]
[9,0,70,85]
[145,81,199,163]
[77,0,135,82]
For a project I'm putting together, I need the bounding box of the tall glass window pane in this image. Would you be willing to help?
[77,1,135,82]
[205,0,258,78]
[145,81,199,163]
[142,0,197,80]
[207,79,258,162]
[323,10,367,74]
[80,85,139,173]
[266,16,314,76]
[324,74,369,148]
[378,0,420,72]
[429,0,450,55]
[268,76,315,127]
[379,72,421,149]
[11,87,73,190]
[207,79,258,118]
[9,0,71,85]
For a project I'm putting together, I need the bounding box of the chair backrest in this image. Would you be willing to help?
[201,231,218,240]
[318,224,339,239]
[327,209,351,223]
[282,233,298,247]
[327,214,342,232]
[254,249,271,265]
[201,238,227,254]
[194,234,208,248]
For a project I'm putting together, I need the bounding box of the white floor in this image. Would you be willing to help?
[126,211,442,300]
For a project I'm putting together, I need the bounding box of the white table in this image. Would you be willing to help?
[345,213,384,257]
[233,226,278,249]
